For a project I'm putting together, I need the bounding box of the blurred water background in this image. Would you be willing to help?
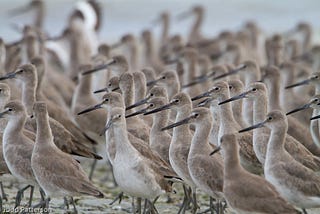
[0,0,319,43]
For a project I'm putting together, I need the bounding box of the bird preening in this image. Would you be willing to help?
[0,0,319,213]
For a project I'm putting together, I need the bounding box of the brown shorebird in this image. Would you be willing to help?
[211,133,299,214]
[31,102,104,213]
[240,110,320,214]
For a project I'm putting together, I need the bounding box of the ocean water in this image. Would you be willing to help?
[0,0,320,43]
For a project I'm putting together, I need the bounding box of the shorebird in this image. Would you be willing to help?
[119,72,150,142]
[127,97,171,164]
[72,64,107,143]
[287,95,320,147]
[31,102,104,213]
[0,63,101,159]
[82,55,129,78]
[192,81,262,174]
[262,66,316,154]
[239,110,320,214]
[177,5,205,44]
[112,34,139,71]
[211,133,299,214]
[1,100,40,208]
[141,30,165,72]
[147,70,180,100]
[143,92,198,213]
[162,107,224,213]
[104,107,175,213]
[220,82,320,169]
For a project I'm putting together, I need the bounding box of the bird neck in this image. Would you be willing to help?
[152,109,169,131]
[34,4,45,29]
[144,37,155,62]
[266,79,282,111]
[35,111,54,146]
[266,124,286,159]
[189,12,203,42]
[161,17,169,44]
[128,43,138,71]
[78,74,92,96]
[184,57,198,85]
[218,95,239,132]
[223,143,242,179]
[231,94,244,127]
[122,84,135,115]
[172,105,192,141]
[190,120,212,153]
[4,115,26,138]
[253,94,268,123]
[134,80,146,104]
[22,80,37,116]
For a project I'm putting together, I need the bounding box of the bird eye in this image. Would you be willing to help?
[104,98,109,102]
[267,116,272,121]
[174,99,179,103]
[194,113,199,118]
[18,69,23,73]
[229,86,233,89]
[108,83,112,87]
[214,87,220,91]
[149,103,154,108]
[252,88,257,92]
[118,114,121,118]
[315,76,319,79]
[162,76,166,79]
[150,93,154,97]
[314,98,319,102]
[8,108,12,112]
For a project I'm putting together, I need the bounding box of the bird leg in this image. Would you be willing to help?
[302,209,308,214]
[132,197,136,214]
[70,197,78,214]
[148,199,159,214]
[109,191,124,205]
[136,197,142,214]
[0,182,7,201]
[88,159,97,181]
[177,184,190,214]
[28,185,34,207]
[63,196,70,210]
[191,189,199,214]
[15,184,33,208]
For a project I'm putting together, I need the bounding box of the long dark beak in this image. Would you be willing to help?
[161,116,192,131]
[125,107,148,118]
[93,87,108,94]
[147,78,161,87]
[82,59,114,75]
[209,146,221,156]
[285,79,310,89]
[239,120,267,133]
[219,91,249,105]
[182,73,213,88]
[213,64,247,80]
[0,109,10,118]
[100,118,114,136]
[144,102,173,115]
[286,103,311,115]
[0,72,17,81]
[126,97,149,110]
[197,97,213,107]
[77,103,102,115]
[191,91,211,101]
[310,115,320,121]
[176,10,192,21]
